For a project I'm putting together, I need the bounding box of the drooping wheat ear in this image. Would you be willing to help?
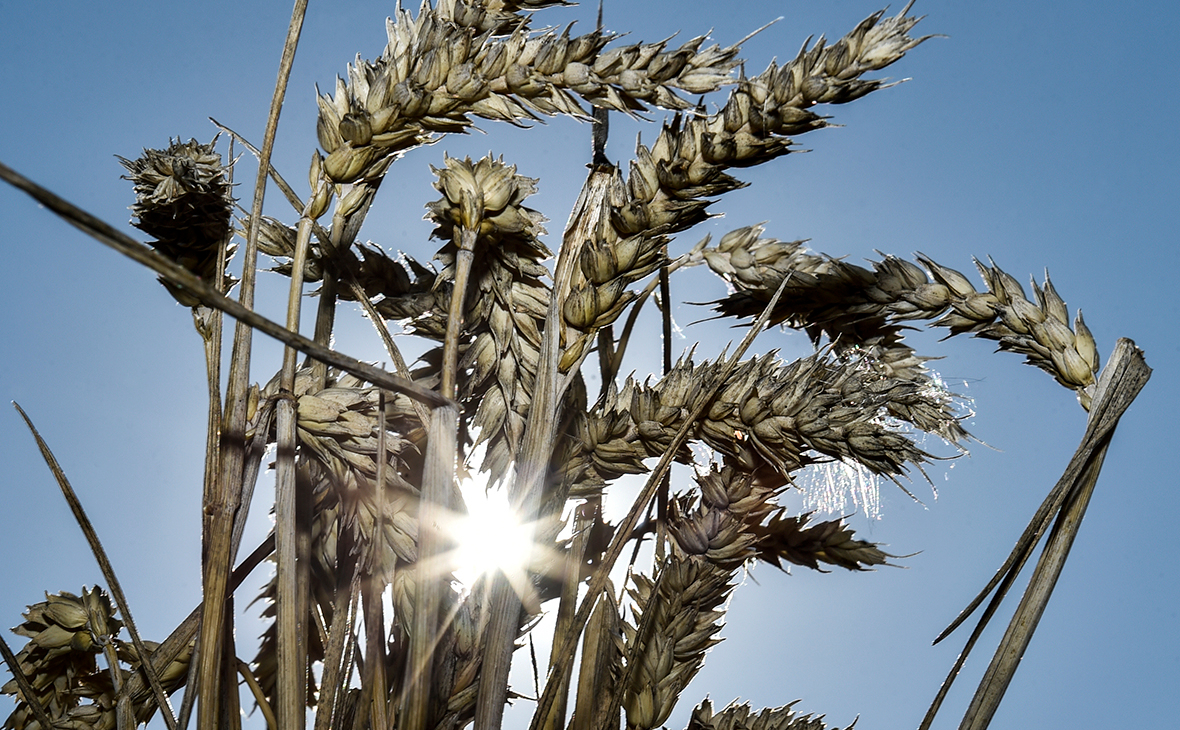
[939,256,1100,405]
[117,137,235,305]
[704,225,1101,408]
[688,698,846,730]
[669,465,891,574]
[622,549,736,730]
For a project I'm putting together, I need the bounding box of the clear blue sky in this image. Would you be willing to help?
[2,1,1177,728]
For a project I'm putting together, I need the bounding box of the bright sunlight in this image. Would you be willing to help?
[449,477,535,590]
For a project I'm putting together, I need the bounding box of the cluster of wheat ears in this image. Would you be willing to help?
[0,2,1151,730]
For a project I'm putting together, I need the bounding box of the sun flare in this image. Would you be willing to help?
[450,479,535,590]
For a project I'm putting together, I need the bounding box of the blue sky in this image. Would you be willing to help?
[1,1,1177,728]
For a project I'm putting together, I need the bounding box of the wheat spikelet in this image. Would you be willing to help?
[667,465,778,570]
[436,0,573,35]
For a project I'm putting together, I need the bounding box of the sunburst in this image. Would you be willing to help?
[447,476,537,592]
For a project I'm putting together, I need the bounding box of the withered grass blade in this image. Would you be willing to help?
[955,339,1150,730]
[920,339,1150,730]
[12,402,179,730]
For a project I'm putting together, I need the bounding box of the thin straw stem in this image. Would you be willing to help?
[529,271,795,730]
[655,252,672,562]
[541,500,595,730]
[197,1,307,723]
[360,391,391,730]
[403,402,460,730]
[313,539,361,730]
[0,160,449,408]
[275,211,316,730]
[440,228,478,400]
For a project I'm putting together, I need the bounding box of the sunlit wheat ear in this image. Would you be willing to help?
[263,367,422,569]
[117,137,235,305]
[313,1,747,187]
